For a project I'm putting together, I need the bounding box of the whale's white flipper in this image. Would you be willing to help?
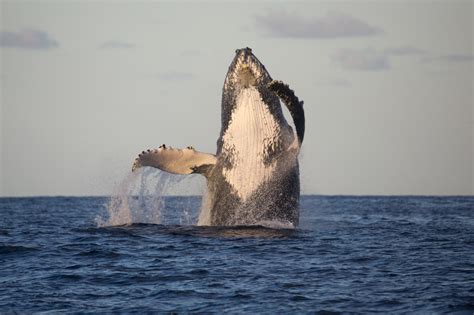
[132,145,216,176]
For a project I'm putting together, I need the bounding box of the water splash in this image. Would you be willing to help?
[96,172,135,226]
[96,152,299,228]
[197,190,212,226]
[97,168,204,227]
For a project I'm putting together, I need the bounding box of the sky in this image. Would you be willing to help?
[0,0,472,196]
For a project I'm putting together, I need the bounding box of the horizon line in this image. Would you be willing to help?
[0,194,472,199]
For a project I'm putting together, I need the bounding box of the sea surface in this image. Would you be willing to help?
[1,195,473,313]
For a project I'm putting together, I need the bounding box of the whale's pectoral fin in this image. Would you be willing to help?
[268,80,305,146]
[132,145,216,177]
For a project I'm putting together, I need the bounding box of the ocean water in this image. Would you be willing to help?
[0,195,473,313]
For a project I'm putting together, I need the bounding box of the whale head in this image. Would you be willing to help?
[224,47,272,90]
[220,47,286,136]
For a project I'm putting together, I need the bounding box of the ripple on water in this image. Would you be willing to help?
[0,195,473,313]
[0,244,40,255]
[74,249,122,258]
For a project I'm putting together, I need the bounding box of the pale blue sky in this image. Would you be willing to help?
[1,0,472,196]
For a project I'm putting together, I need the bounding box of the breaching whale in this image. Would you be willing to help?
[132,47,305,226]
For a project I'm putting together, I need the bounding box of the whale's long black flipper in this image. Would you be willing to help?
[268,80,305,145]
[132,145,216,177]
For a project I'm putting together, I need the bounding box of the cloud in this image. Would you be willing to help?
[437,54,473,62]
[332,45,427,71]
[384,46,426,56]
[99,40,134,49]
[421,53,474,64]
[156,71,194,81]
[0,29,58,50]
[254,11,381,39]
[332,48,389,71]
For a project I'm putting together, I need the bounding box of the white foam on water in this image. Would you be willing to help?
[256,220,295,229]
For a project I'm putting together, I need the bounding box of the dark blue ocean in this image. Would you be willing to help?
[1,195,473,313]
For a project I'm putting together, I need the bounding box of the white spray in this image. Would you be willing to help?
[96,168,204,227]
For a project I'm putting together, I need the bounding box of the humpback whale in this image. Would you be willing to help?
[132,47,305,226]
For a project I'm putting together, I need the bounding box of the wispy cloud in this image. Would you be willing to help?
[384,46,426,56]
[332,48,389,71]
[155,71,194,81]
[332,45,428,71]
[440,54,474,62]
[333,47,472,71]
[422,53,474,63]
[99,40,134,49]
[0,29,58,50]
[254,10,381,39]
